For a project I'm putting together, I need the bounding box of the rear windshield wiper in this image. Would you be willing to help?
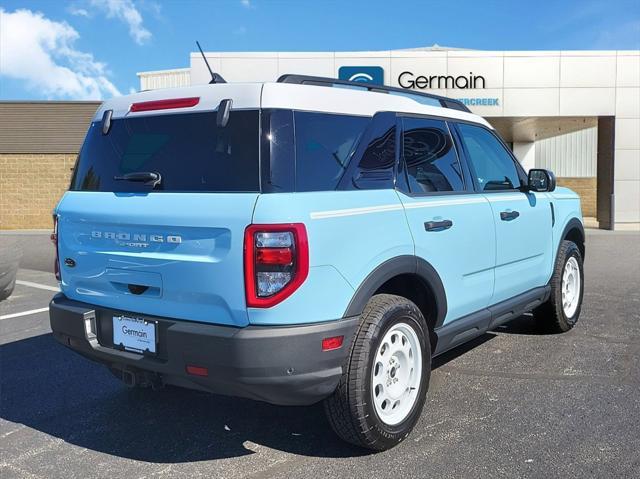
[113,171,162,187]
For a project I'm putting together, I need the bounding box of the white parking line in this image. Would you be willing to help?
[15,280,59,292]
[0,307,49,320]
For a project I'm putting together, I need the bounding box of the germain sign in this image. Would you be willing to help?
[455,97,500,107]
[396,70,500,107]
[339,67,500,108]
[398,71,486,89]
[338,66,385,85]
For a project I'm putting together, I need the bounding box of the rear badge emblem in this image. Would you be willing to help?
[90,230,182,248]
[64,258,76,268]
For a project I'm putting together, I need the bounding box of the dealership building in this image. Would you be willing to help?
[137,46,640,230]
[0,46,638,230]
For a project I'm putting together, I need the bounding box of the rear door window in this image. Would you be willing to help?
[349,123,396,189]
[401,117,465,193]
[71,110,260,192]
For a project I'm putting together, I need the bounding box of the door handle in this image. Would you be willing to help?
[500,210,520,221]
[424,219,453,232]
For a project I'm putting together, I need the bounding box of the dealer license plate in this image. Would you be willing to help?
[112,316,157,354]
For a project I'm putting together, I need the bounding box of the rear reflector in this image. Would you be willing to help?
[130,97,200,112]
[186,365,209,377]
[51,214,60,281]
[322,336,344,351]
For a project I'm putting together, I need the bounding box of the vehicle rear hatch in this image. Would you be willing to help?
[56,87,261,326]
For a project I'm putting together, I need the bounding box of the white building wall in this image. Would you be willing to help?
[513,142,536,172]
[535,128,597,177]
[137,68,191,91]
[613,52,640,226]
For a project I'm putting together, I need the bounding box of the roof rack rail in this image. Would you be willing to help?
[276,74,471,113]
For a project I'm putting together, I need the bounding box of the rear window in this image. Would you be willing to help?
[71,110,260,192]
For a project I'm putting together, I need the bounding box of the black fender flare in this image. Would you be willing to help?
[342,255,448,328]
[559,217,585,259]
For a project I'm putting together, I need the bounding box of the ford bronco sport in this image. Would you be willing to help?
[49,74,585,451]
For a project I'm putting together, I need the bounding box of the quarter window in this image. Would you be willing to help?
[402,118,464,193]
[294,112,369,192]
[457,123,522,191]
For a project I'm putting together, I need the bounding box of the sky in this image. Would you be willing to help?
[1,0,639,100]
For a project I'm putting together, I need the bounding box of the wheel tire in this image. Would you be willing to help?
[534,240,584,333]
[324,294,431,451]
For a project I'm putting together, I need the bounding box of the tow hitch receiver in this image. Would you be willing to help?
[111,367,163,390]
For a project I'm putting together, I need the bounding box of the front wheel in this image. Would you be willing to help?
[324,294,431,451]
[534,240,584,332]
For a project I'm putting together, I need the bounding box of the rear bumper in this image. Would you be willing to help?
[49,294,358,406]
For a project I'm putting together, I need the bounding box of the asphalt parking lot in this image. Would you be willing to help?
[1,230,639,478]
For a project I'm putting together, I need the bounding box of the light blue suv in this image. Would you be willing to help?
[49,75,585,451]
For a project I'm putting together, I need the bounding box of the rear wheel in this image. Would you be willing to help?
[534,240,584,332]
[324,294,430,450]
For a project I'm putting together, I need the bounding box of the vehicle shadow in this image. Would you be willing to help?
[1,318,536,463]
[0,333,367,463]
[431,333,497,370]
[492,313,561,336]
[431,313,559,369]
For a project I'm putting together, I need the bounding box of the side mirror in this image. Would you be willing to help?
[216,99,232,127]
[528,168,556,192]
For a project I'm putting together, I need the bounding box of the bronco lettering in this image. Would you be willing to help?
[91,231,182,244]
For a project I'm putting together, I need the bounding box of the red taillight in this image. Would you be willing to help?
[130,97,200,112]
[186,365,209,377]
[51,214,60,281]
[244,224,309,308]
[256,247,293,265]
[322,336,344,351]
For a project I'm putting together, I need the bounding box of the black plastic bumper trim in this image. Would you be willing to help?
[433,285,550,356]
[49,294,359,406]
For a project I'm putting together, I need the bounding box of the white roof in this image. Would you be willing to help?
[95,82,491,128]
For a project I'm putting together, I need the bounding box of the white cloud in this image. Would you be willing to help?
[0,8,121,100]
[240,0,252,8]
[89,0,151,45]
[68,6,90,17]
